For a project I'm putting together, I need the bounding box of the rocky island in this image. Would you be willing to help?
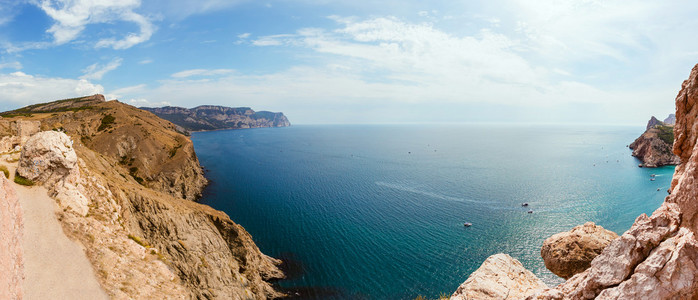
[140,105,290,132]
[0,95,284,299]
[450,63,698,299]
[629,114,679,167]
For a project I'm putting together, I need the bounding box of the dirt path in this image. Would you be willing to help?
[15,184,108,299]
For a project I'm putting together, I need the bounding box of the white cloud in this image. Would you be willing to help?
[237,33,251,39]
[126,98,171,107]
[120,12,689,124]
[0,71,103,110]
[80,57,123,80]
[0,61,22,70]
[252,34,298,46]
[170,69,234,78]
[35,0,154,49]
[141,0,250,19]
[138,59,153,64]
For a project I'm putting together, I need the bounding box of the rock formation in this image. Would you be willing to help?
[541,222,618,279]
[0,175,23,300]
[629,115,679,167]
[0,95,285,299]
[450,254,548,300]
[17,131,89,216]
[141,105,291,132]
[0,119,40,151]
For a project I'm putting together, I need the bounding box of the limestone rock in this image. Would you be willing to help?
[541,222,618,279]
[0,120,41,152]
[0,176,23,300]
[17,131,88,215]
[450,254,547,300]
[18,131,78,185]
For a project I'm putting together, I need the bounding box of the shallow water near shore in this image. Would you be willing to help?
[192,124,674,299]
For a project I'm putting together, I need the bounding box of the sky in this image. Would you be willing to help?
[0,0,697,125]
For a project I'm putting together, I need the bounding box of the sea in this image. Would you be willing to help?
[192,124,674,300]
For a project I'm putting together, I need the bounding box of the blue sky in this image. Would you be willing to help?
[0,0,697,124]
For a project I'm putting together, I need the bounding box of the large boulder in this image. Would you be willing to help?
[450,254,547,300]
[17,131,88,215]
[541,222,618,279]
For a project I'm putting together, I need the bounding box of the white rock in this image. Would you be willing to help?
[17,131,88,216]
[450,254,547,300]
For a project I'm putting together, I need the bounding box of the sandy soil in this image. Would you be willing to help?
[14,183,108,299]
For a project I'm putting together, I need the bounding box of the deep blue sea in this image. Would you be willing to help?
[192,124,674,300]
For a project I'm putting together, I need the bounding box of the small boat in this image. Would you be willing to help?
[657,188,661,191]
[527,210,533,214]
[650,178,656,181]
[651,174,656,177]
[463,222,472,227]
[521,203,529,207]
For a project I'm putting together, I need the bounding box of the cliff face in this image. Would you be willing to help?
[141,105,291,132]
[629,115,679,167]
[0,95,284,299]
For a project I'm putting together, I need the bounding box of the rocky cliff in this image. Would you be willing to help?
[141,105,290,132]
[452,63,698,300]
[629,115,679,167]
[0,95,284,299]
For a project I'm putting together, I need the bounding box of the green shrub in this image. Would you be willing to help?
[128,167,144,185]
[656,125,675,145]
[0,165,9,179]
[14,173,34,186]
[98,114,116,131]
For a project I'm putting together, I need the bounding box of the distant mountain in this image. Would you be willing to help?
[141,105,290,132]
[664,113,676,125]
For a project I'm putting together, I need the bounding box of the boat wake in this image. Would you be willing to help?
[375,181,487,204]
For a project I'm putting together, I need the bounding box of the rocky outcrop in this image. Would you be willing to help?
[0,95,285,299]
[0,120,40,151]
[646,116,662,131]
[629,115,679,167]
[17,131,89,216]
[0,175,23,300]
[527,63,698,299]
[541,222,618,279]
[450,254,547,300]
[141,105,291,132]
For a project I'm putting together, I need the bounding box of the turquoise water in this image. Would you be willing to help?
[192,124,674,299]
